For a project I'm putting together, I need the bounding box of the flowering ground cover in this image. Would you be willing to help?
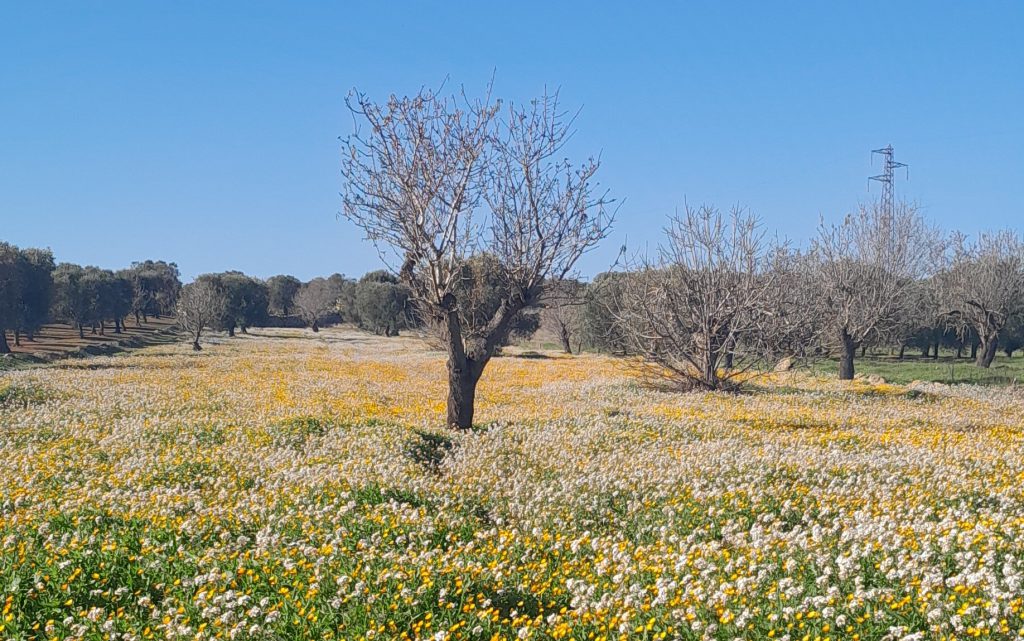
[2,328,1024,641]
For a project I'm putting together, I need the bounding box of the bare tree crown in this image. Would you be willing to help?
[341,87,496,309]
[341,85,612,325]
[811,202,939,348]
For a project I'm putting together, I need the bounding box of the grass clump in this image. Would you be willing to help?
[0,381,53,408]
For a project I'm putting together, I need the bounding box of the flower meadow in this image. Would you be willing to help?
[2,329,1024,641]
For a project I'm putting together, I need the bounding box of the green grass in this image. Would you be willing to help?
[810,352,1024,385]
[0,381,55,407]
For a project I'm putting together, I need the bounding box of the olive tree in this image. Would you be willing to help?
[197,272,268,336]
[941,230,1024,368]
[0,243,22,353]
[14,248,55,344]
[352,271,411,336]
[125,260,181,324]
[580,272,631,354]
[267,275,302,316]
[809,202,938,380]
[0,244,55,351]
[52,263,93,338]
[84,268,132,335]
[1001,319,1024,358]
[341,85,612,428]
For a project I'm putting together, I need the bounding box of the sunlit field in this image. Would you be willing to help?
[3,328,1024,641]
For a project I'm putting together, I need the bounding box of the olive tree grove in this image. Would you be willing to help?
[341,86,612,429]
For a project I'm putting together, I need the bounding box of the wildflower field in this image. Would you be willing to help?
[2,329,1024,641]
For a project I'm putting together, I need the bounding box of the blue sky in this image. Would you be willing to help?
[1,2,1021,281]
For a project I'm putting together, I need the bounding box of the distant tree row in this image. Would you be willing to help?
[0,243,181,353]
[0,243,435,354]
[177,271,420,350]
[536,203,1024,391]
[176,258,556,353]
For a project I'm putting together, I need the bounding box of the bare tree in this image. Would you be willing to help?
[768,248,829,362]
[941,230,1024,368]
[177,280,225,351]
[809,202,938,380]
[293,277,342,332]
[541,279,586,354]
[341,85,612,428]
[613,205,785,391]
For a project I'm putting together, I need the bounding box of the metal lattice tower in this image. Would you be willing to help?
[869,145,908,217]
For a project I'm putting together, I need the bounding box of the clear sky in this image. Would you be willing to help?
[1,2,1021,281]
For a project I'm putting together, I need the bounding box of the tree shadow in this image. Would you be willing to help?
[506,351,552,360]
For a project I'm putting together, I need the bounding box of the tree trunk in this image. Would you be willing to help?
[192,339,202,351]
[559,325,572,354]
[838,332,857,381]
[921,344,929,358]
[970,341,978,360]
[78,323,84,339]
[437,294,524,430]
[240,325,248,334]
[976,337,998,368]
[13,330,20,347]
[932,341,939,360]
[860,344,867,358]
[99,321,105,335]
[26,330,34,342]
[114,319,122,334]
[724,351,734,369]
[228,325,236,337]
[447,355,484,429]
[142,312,148,323]
[0,329,10,354]
[134,311,142,327]
[956,345,963,359]
[700,351,717,389]
[311,320,319,332]
[898,344,906,360]
[1005,348,1015,358]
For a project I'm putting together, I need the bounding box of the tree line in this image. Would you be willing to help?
[543,204,1024,392]
[176,259,544,351]
[177,269,420,349]
[0,245,423,354]
[0,247,181,352]
[337,82,1024,429]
